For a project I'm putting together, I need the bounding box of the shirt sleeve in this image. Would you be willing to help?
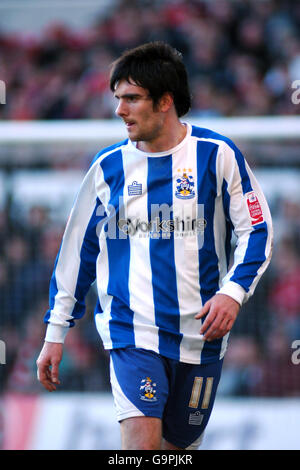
[216,141,273,305]
[44,161,105,343]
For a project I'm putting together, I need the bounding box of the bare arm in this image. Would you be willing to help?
[36,342,63,392]
[195,294,240,342]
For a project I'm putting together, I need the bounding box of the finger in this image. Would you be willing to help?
[43,382,57,392]
[37,365,57,392]
[194,300,211,319]
[199,309,218,335]
[200,309,228,340]
[39,372,57,392]
[205,316,232,342]
[219,317,232,335]
[205,327,225,342]
[37,364,48,384]
[201,316,221,341]
[51,362,60,385]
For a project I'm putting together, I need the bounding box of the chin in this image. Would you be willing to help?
[128,132,142,142]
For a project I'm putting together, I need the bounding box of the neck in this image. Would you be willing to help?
[137,120,187,153]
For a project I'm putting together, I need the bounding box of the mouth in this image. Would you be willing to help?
[124,121,136,130]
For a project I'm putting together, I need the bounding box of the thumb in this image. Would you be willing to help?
[195,299,211,319]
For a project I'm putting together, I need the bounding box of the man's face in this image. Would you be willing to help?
[114,79,165,144]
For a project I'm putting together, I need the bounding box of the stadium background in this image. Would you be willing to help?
[0,0,299,450]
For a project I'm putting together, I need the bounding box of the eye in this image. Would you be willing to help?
[127,96,138,103]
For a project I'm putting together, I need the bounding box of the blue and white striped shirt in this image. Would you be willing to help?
[44,123,273,364]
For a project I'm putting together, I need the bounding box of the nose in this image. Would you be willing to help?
[115,99,128,118]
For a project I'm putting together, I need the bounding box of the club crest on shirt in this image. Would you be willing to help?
[139,377,157,402]
[175,169,195,199]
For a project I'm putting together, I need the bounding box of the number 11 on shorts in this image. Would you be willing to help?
[189,376,214,409]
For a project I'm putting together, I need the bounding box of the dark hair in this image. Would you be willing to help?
[109,41,192,117]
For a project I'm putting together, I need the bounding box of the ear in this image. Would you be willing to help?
[158,92,174,113]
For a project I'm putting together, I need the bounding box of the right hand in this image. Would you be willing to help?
[36,341,63,392]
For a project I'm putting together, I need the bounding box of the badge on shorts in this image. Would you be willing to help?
[139,377,157,402]
[246,191,264,225]
[189,411,204,426]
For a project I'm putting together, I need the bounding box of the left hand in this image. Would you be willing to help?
[195,294,240,342]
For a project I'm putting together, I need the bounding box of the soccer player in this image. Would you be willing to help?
[36,42,273,450]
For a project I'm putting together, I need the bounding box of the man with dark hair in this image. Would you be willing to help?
[109,42,192,118]
[36,41,273,450]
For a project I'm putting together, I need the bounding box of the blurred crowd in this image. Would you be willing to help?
[0,0,300,398]
[0,205,110,394]
[0,0,299,120]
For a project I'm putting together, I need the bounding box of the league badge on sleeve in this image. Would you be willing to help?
[140,377,157,402]
[246,191,264,225]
